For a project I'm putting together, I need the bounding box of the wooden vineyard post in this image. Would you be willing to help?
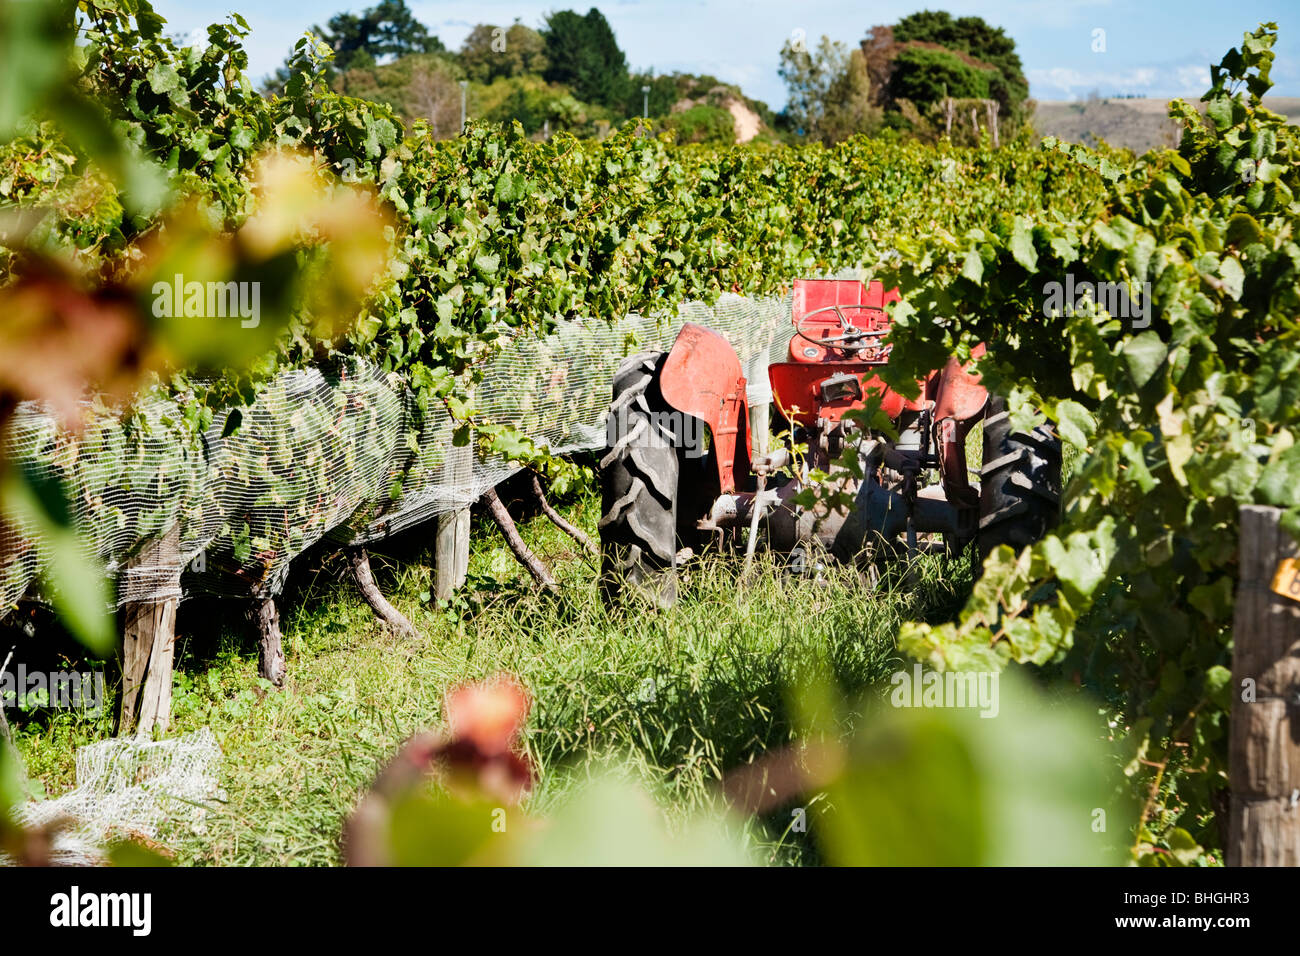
[119,524,182,737]
[1229,505,1300,865]
[750,401,770,459]
[435,441,472,600]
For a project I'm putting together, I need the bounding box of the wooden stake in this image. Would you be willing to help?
[250,595,286,687]
[119,524,181,737]
[750,401,771,458]
[1229,505,1300,866]
[530,473,597,556]
[348,547,418,638]
[435,444,471,600]
[483,487,558,592]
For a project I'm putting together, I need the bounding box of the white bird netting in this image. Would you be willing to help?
[1,728,223,866]
[0,289,805,610]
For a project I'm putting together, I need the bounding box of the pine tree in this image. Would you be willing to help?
[542,8,630,108]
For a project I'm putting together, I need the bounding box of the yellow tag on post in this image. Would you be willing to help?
[1270,558,1300,603]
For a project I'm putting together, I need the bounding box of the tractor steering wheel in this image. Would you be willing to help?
[793,304,887,352]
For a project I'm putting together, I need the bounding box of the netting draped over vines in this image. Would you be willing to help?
[0,291,796,610]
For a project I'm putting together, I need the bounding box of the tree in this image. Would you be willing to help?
[779,35,840,139]
[472,75,601,137]
[890,11,1027,112]
[460,21,548,83]
[860,25,897,107]
[541,8,630,109]
[822,49,881,142]
[778,35,877,143]
[331,52,465,134]
[407,60,464,139]
[854,12,1030,141]
[325,0,444,70]
[266,0,445,90]
[889,46,993,105]
[316,11,369,72]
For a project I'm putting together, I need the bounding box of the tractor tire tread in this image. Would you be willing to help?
[978,395,1062,561]
[600,351,680,607]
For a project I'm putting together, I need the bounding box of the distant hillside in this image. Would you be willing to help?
[1032,96,1300,154]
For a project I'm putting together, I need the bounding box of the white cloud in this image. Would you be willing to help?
[1029,66,1153,96]
[1027,62,1217,100]
[709,64,764,96]
[1175,65,1211,94]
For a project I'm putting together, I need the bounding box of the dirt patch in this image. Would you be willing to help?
[727,99,761,143]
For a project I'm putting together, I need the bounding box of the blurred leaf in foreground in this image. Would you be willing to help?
[344,672,533,866]
[0,463,113,655]
[728,666,1132,865]
[345,673,753,866]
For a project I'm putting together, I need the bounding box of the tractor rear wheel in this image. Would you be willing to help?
[599,351,680,607]
[978,395,1062,559]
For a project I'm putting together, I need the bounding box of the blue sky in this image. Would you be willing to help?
[152,0,1300,107]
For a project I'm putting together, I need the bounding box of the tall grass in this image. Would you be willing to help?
[10,485,977,865]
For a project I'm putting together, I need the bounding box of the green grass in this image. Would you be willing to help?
[12,485,978,866]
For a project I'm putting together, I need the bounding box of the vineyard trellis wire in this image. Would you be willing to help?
[0,288,806,613]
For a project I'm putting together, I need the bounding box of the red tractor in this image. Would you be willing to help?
[599,278,1061,606]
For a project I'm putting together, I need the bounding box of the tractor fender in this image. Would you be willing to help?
[658,323,750,493]
[927,343,988,512]
[928,343,988,423]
